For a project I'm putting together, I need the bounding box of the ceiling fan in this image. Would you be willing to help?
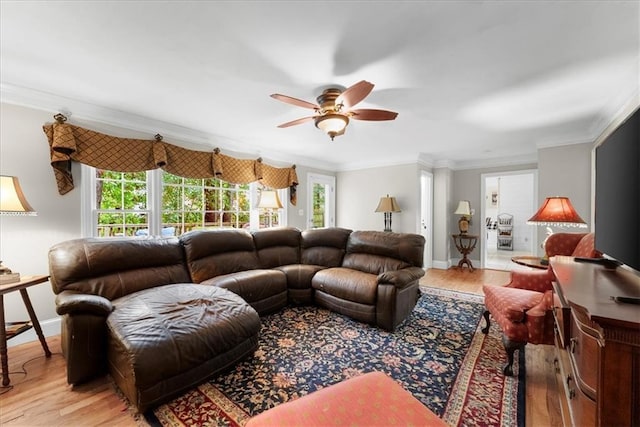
[270,80,398,141]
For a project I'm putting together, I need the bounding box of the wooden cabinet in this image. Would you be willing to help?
[551,257,640,427]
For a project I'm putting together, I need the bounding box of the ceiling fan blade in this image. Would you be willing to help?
[336,80,374,109]
[270,94,319,110]
[277,116,316,128]
[349,109,398,121]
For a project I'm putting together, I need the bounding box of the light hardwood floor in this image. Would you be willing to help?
[0,268,562,426]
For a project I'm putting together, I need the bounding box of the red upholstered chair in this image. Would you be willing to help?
[482,232,599,375]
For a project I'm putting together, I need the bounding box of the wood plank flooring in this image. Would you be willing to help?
[1,268,562,426]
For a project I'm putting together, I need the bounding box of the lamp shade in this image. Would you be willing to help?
[257,189,283,209]
[375,195,401,213]
[454,200,471,216]
[0,175,36,216]
[315,113,349,140]
[527,197,587,227]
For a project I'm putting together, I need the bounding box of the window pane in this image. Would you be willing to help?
[184,187,203,211]
[99,180,123,209]
[163,173,182,185]
[123,171,146,182]
[123,181,147,209]
[163,185,182,210]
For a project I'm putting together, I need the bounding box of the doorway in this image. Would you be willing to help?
[481,170,538,270]
[307,173,335,229]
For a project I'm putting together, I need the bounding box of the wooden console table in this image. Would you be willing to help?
[550,257,640,426]
[0,275,52,386]
[451,234,478,271]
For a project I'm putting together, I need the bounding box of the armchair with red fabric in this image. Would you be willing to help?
[482,232,599,375]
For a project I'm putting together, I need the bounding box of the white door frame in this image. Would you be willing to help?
[420,171,433,269]
[307,173,335,229]
[480,170,538,268]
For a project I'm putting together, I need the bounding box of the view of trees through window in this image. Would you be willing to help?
[94,169,273,237]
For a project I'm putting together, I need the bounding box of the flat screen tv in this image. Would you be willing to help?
[594,107,640,273]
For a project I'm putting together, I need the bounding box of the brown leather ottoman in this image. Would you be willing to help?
[246,371,447,426]
[107,284,261,412]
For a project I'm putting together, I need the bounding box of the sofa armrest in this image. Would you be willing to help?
[507,269,554,292]
[377,266,425,289]
[55,291,113,316]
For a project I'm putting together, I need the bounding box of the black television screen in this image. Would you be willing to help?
[594,107,640,273]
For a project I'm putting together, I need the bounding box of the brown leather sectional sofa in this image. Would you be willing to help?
[48,227,425,412]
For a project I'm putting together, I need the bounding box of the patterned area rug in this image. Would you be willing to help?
[145,287,525,426]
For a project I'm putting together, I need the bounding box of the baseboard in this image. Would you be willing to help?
[7,316,61,347]
[432,260,451,270]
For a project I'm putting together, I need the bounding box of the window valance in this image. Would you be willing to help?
[43,116,298,204]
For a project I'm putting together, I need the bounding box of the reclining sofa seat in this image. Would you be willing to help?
[312,230,426,331]
[48,237,261,412]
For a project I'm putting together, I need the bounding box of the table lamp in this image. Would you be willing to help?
[257,189,283,228]
[0,175,37,284]
[454,200,472,234]
[375,195,401,232]
[527,196,587,264]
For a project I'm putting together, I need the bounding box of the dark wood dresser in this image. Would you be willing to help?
[551,256,640,426]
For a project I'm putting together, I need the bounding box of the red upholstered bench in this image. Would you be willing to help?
[245,371,446,427]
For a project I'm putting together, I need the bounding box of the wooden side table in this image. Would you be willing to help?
[511,255,548,270]
[451,234,478,271]
[0,274,52,386]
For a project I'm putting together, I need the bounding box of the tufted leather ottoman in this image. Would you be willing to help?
[246,371,447,426]
[107,284,261,412]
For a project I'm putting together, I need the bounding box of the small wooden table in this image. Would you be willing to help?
[0,275,52,386]
[451,234,478,271]
[511,255,548,270]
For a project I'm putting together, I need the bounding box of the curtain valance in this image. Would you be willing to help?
[43,118,298,204]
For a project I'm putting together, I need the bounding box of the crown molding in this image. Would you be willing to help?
[0,82,339,172]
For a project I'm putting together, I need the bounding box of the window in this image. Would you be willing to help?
[83,166,285,237]
[162,174,251,235]
[94,170,150,237]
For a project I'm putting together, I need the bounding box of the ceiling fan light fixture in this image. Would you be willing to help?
[315,113,349,141]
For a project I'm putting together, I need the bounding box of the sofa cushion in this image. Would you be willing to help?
[48,237,191,300]
[483,284,544,323]
[202,269,288,314]
[301,227,352,267]
[342,231,424,274]
[180,229,259,283]
[252,227,301,268]
[312,267,378,305]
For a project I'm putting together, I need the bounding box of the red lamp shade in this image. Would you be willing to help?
[527,197,587,227]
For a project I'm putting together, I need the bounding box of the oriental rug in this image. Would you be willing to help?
[144,287,525,427]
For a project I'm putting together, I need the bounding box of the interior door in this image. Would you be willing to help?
[307,173,335,229]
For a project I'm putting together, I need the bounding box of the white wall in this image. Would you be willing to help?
[336,163,420,233]
[537,143,593,255]
[285,164,336,231]
[1,104,82,325]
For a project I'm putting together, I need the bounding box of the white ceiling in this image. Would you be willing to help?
[1,1,638,171]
